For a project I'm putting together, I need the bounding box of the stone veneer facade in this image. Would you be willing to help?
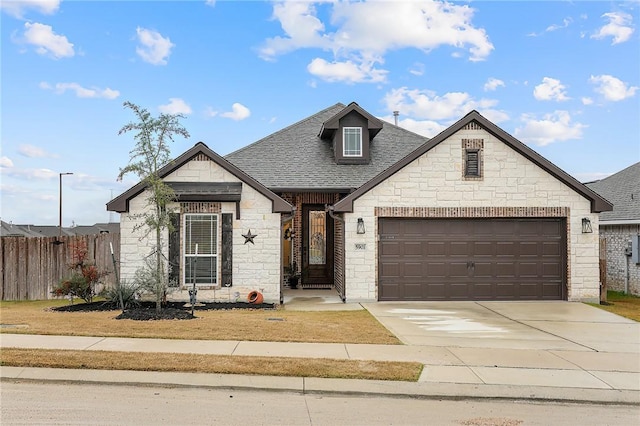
[119,157,282,303]
[342,125,600,302]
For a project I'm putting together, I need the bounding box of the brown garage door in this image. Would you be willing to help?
[378,218,566,301]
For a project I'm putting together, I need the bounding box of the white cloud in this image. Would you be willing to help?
[589,74,638,101]
[591,12,634,45]
[383,87,507,122]
[1,0,60,18]
[384,116,446,138]
[307,58,387,83]
[205,0,216,7]
[135,27,174,65]
[409,62,425,76]
[581,97,594,105]
[546,17,572,32]
[260,1,493,83]
[533,77,570,101]
[0,156,14,167]
[515,111,586,146]
[527,17,573,37]
[40,81,120,99]
[21,22,74,59]
[204,107,218,118]
[220,103,251,121]
[1,167,58,180]
[158,98,192,115]
[483,77,505,92]
[18,144,59,158]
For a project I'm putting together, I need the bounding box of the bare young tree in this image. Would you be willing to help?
[117,101,190,313]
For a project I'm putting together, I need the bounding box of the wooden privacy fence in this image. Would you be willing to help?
[0,233,120,301]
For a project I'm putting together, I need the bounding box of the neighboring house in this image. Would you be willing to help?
[586,162,640,295]
[0,220,120,237]
[107,102,611,304]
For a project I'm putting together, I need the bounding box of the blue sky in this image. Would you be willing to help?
[1,0,639,226]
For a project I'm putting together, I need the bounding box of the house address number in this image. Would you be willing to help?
[355,243,366,250]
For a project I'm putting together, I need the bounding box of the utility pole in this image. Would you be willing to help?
[58,172,73,242]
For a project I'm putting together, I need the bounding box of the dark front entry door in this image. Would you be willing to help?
[302,205,334,287]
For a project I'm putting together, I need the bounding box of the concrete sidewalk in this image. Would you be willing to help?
[1,333,639,405]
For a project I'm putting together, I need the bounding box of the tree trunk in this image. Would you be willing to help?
[156,207,163,314]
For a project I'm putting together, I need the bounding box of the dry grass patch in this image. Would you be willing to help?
[0,300,401,344]
[0,348,422,381]
[590,291,640,322]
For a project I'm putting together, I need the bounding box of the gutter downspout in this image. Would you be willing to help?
[326,205,346,303]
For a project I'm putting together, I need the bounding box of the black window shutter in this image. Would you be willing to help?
[221,213,233,287]
[466,150,480,176]
[168,213,181,287]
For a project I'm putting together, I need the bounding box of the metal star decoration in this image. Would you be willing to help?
[242,229,257,244]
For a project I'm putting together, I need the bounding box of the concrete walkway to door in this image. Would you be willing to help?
[362,301,639,395]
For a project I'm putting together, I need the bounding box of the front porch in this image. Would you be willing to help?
[281,288,357,310]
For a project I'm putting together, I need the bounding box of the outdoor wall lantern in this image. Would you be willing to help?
[357,218,366,234]
[581,218,593,234]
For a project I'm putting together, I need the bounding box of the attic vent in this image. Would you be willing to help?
[465,150,480,177]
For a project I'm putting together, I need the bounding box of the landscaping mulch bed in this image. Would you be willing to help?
[52,301,277,321]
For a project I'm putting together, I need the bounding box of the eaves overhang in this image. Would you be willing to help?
[106,142,293,215]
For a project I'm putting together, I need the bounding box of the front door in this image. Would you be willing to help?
[302,205,334,287]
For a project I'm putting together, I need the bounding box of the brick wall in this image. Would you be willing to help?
[601,224,640,295]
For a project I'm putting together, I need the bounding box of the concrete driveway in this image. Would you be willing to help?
[362,301,640,391]
[362,301,640,352]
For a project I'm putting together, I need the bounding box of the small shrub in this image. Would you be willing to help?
[101,280,141,310]
[53,273,95,304]
[52,240,108,304]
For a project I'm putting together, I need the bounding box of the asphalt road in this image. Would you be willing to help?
[1,381,638,425]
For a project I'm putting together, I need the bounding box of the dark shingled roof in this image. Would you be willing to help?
[586,162,640,222]
[225,103,429,192]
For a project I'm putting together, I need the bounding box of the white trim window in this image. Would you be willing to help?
[343,127,362,157]
[183,214,218,286]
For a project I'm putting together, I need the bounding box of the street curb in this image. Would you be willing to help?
[2,367,638,406]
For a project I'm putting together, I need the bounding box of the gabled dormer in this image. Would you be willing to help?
[318,102,383,165]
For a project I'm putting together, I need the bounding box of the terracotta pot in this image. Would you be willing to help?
[248,291,264,304]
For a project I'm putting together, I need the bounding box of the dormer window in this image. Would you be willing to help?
[343,127,362,157]
[319,102,383,165]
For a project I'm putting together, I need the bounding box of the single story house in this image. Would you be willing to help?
[107,102,612,304]
[586,162,640,295]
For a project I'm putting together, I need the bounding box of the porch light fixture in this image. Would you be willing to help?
[356,218,366,234]
[581,218,593,234]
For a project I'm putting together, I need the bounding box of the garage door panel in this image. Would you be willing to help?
[496,242,516,256]
[427,262,446,277]
[474,242,494,256]
[542,262,561,277]
[473,262,493,278]
[379,262,400,278]
[450,242,470,256]
[449,262,470,277]
[542,242,561,256]
[427,242,446,256]
[378,218,566,301]
[380,241,400,256]
[496,262,516,277]
[519,242,539,256]
[404,262,423,277]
